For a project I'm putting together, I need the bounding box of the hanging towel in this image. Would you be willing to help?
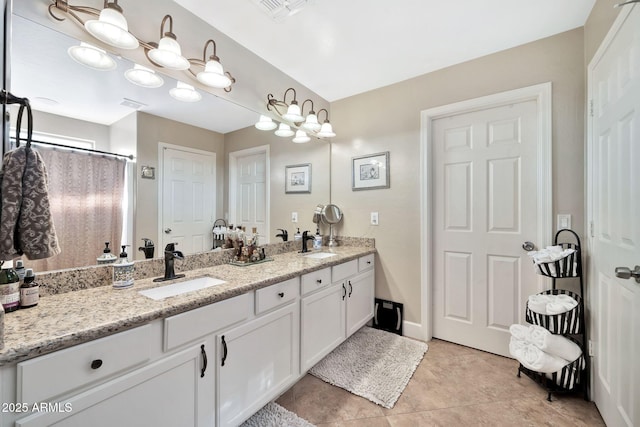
[509,336,569,373]
[0,146,60,260]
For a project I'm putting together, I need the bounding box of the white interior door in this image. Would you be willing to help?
[431,98,542,357]
[589,6,640,426]
[160,145,216,254]
[229,147,268,242]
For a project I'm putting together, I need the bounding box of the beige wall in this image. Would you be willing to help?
[134,112,225,259]
[585,0,622,64]
[224,126,331,242]
[330,28,586,324]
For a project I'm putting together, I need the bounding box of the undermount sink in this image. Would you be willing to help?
[138,276,226,300]
[303,252,337,259]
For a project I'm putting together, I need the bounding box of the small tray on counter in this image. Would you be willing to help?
[229,257,274,267]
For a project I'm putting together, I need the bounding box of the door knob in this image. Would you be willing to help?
[522,241,536,251]
[615,265,640,283]
[164,228,172,234]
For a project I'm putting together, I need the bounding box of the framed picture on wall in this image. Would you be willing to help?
[285,163,312,194]
[352,151,390,190]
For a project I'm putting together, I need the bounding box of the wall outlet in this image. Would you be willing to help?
[370,212,379,226]
[291,212,298,223]
[557,214,571,230]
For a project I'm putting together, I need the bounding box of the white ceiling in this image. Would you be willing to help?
[175,0,596,102]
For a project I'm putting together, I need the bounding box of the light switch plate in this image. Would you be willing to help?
[371,212,379,226]
[291,212,298,223]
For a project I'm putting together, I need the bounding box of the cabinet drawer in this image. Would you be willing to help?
[301,267,332,296]
[164,292,252,351]
[359,254,375,271]
[256,277,299,315]
[332,260,358,283]
[17,324,154,404]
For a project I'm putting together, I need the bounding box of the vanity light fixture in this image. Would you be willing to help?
[83,1,138,50]
[255,115,278,131]
[316,109,336,138]
[292,130,311,143]
[67,42,117,70]
[124,64,164,88]
[47,1,237,92]
[169,81,201,102]
[147,15,190,71]
[274,123,295,137]
[274,88,304,122]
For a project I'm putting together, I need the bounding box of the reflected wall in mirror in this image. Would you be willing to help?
[8,13,331,272]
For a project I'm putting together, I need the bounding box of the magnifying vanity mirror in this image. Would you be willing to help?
[321,204,343,247]
[7,5,332,273]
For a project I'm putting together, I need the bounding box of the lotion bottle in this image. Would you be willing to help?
[113,245,134,289]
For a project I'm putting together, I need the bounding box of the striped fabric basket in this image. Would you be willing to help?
[533,244,580,278]
[519,348,585,392]
[525,289,582,334]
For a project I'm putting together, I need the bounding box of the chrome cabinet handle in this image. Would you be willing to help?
[615,265,640,283]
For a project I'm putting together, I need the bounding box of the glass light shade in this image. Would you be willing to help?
[282,102,304,122]
[301,113,321,132]
[255,115,278,131]
[292,130,310,143]
[169,81,201,102]
[124,64,164,88]
[274,123,294,137]
[197,59,232,88]
[85,7,139,50]
[317,122,336,138]
[67,42,116,71]
[148,36,190,70]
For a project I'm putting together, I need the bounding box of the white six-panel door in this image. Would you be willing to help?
[588,5,640,426]
[160,145,216,254]
[431,99,541,357]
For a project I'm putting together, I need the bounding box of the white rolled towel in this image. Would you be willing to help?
[509,337,569,373]
[528,294,552,314]
[526,325,582,362]
[509,324,529,341]
[546,294,578,315]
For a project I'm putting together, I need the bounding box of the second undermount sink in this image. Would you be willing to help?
[303,252,337,259]
[138,276,226,300]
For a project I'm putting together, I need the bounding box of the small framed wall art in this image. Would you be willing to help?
[352,151,390,191]
[285,163,312,194]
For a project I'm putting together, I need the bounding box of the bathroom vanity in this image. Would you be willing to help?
[0,246,375,427]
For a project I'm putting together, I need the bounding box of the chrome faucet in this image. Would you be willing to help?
[153,243,185,282]
[275,229,288,242]
[300,230,315,253]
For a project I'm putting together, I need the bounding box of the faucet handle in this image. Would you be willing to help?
[164,242,178,251]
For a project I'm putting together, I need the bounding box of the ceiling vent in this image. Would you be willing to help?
[251,0,313,21]
[120,98,147,110]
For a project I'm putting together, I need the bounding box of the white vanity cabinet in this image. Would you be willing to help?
[216,279,300,427]
[300,255,376,372]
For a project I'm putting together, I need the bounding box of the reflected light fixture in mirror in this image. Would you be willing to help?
[274,123,294,137]
[67,42,116,70]
[124,64,164,88]
[83,1,139,50]
[170,81,201,102]
[300,99,321,132]
[292,130,310,143]
[147,15,190,71]
[255,115,278,131]
[316,109,336,138]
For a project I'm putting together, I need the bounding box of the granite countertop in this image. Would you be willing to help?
[0,246,375,366]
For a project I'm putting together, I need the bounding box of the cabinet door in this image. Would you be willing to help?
[15,338,215,427]
[301,283,346,372]
[217,303,299,427]
[346,269,375,337]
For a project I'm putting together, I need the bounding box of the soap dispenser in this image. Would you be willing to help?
[294,228,302,241]
[113,245,134,289]
[313,227,322,250]
[97,242,118,265]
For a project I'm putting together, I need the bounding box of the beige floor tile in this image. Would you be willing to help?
[276,338,605,427]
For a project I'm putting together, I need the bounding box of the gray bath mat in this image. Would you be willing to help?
[241,402,315,427]
[309,326,428,409]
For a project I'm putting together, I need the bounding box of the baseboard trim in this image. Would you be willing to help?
[403,321,423,340]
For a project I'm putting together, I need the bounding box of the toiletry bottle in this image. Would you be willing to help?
[313,228,322,250]
[0,261,20,313]
[294,228,302,241]
[19,268,39,309]
[113,245,135,289]
[97,242,118,265]
[14,259,26,282]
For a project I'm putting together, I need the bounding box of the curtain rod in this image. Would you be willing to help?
[11,137,135,160]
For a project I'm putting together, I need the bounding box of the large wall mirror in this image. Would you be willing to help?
[8,4,331,273]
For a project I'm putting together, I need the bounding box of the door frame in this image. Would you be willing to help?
[157,142,217,251]
[228,144,270,243]
[419,83,553,341]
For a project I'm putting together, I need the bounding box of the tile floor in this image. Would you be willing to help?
[276,338,606,426]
